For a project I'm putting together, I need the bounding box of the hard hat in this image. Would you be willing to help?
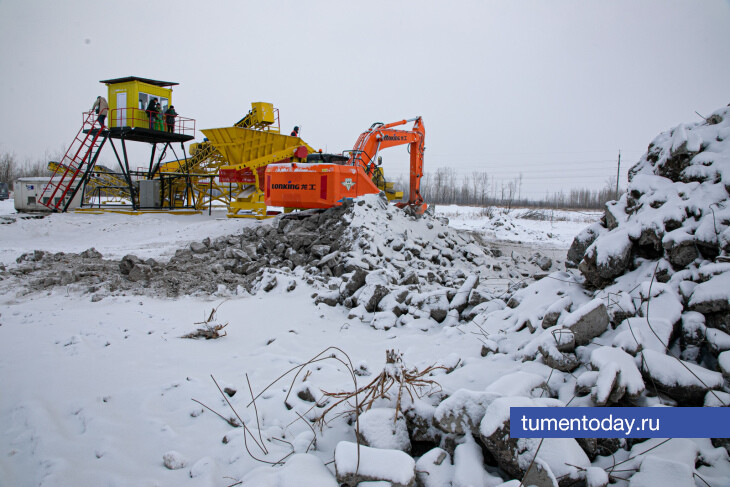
[294,126,299,131]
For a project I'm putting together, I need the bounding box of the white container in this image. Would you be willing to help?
[14,177,82,212]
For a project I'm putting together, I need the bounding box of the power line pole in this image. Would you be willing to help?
[615,150,621,199]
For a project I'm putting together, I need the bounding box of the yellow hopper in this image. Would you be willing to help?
[201,127,315,218]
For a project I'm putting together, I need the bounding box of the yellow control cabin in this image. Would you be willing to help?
[99,76,194,143]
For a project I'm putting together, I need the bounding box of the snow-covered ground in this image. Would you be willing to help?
[440,205,600,248]
[1,137,729,487]
[0,199,593,486]
[0,202,245,266]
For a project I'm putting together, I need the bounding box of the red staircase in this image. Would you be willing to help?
[40,112,105,211]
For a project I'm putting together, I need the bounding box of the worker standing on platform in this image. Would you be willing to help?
[91,96,108,128]
[290,126,299,137]
[147,99,160,129]
[165,105,177,133]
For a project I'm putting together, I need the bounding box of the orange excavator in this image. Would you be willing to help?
[265,117,427,215]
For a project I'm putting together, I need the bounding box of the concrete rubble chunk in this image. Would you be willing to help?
[334,441,415,487]
[358,284,390,313]
[563,300,609,346]
[640,349,724,404]
[479,397,588,486]
[80,248,102,259]
[128,263,152,282]
[449,274,479,313]
[314,291,340,307]
[578,232,633,288]
[433,389,500,435]
[357,408,411,452]
[567,222,604,267]
[522,458,559,487]
[663,235,698,268]
[539,344,580,372]
[119,254,142,275]
[415,448,452,487]
[342,268,368,298]
[190,241,208,254]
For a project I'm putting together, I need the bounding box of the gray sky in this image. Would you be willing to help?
[1,0,729,198]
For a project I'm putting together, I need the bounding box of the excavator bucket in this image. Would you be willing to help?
[265,163,381,209]
[396,201,428,217]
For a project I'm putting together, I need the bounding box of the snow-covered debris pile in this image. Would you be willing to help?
[0,193,550,320]
[563,105,730,396]
[569,104,730,287]
[396,106,730,485]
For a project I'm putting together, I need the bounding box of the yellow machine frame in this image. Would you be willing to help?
[203,126,314,218]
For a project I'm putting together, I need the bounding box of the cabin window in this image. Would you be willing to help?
[139,93,169,112]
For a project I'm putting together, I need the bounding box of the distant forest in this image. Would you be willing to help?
[393,167,622,210]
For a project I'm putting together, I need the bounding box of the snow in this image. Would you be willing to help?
[706,328,730,353]
[590,346,645,397]
[688,272,730,309]
[358,408,410,451]
[641,349,725,389]
[452,436,503,487]
[626,437,699,472]
[415,448,453,487]
[1,133,729,487]
[0,203,246,267]
[484,371,546,397]
[629,455,694,487]
[718,351,730,378]
[585,466,608,487]
[612,317,674,354]
[162,450,188,470]
[334,441,415,485]
[530,437,590,483]
[240,453,338,487]
[704,390,730,407]
[440,205,600,248]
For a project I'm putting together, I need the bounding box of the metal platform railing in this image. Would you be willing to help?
[108,107,195,136]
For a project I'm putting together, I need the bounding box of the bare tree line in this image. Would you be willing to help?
[395,167,622,210]
[0,151,54,186]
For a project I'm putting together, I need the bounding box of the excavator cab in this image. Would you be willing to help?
[306,153,349,165]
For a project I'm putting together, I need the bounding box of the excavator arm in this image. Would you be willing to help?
[348,117,426,213]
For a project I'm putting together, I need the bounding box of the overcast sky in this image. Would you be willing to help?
[1,0,729,198]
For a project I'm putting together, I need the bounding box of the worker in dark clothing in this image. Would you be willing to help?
[91,96,108,128]
[290,126,299,137]
[165,105,178,133]
[147,99,160,129]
